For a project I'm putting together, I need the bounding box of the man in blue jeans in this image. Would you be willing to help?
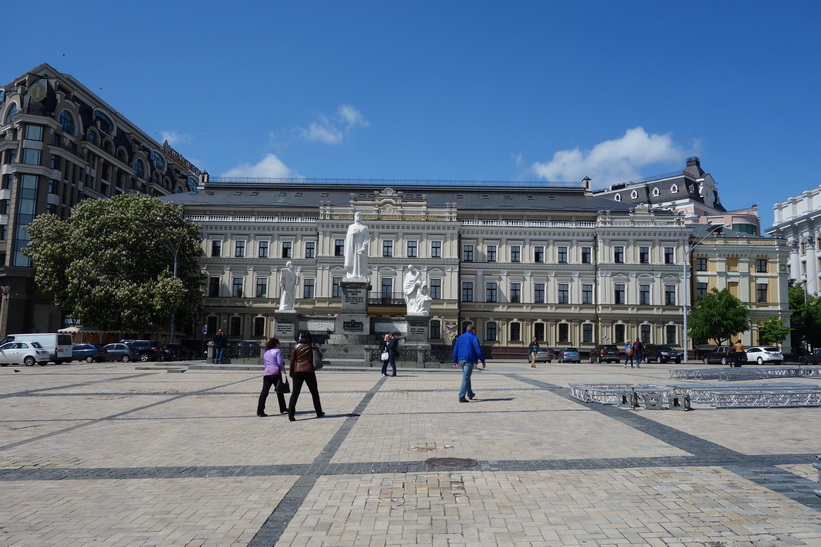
[452,324,486,402]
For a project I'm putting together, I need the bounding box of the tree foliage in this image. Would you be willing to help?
[788,282,821,351]
[687,288,750,345]
[757,316,791,347]
[24,193,203,333]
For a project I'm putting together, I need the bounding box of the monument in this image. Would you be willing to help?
[273,262,300,342]
[329,213,372,350]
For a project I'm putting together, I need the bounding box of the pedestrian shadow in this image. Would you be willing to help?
[470,398,514,402]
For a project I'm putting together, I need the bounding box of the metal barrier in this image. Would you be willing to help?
[669,366,821,381]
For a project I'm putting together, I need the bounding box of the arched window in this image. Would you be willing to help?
[150,151,165,170]
[87,130,96,145]
[59,110,75,135]
[4,103,18,124]
[614,194,622,202]
[671,184,679,193]
[134,159,145,179]
[652,187,660,197]
[187,177,197,191]
[630,190,638,199]
[93,110,113,134]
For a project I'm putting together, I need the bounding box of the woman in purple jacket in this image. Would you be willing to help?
[257,338,287,416]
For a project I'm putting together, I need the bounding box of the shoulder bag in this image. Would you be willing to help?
[276,372,290,393]
[312,344,324,370]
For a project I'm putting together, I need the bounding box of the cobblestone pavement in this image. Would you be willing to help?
[1,360,819,546]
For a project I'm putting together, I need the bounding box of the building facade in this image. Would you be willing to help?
[768,183,821,296]
[0,63,200,335]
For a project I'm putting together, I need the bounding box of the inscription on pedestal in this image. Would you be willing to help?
[275,318,295,339]
[343,320,364,332]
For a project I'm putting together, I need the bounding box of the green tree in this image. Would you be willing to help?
[687,288,750,345]
[757,316,791,347]
[788,282,821,351]
[24,193,203,334]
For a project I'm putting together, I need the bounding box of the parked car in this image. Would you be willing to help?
[702,345,747,366]
[72,344,108,363]
[644,344,684,364]
[104,343,141,363]
[589,344,621,363]
[799,348,821,366]
[530,347,555,363]
[0,333,73,364]
[120,339,161,362]
[744,346,783,365]
[0,341,51,367]
[558,347,581,363]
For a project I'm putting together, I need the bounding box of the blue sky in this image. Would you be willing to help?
[6,1,820,229]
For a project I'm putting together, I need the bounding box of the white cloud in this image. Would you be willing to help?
[221,153,294,179]
[160,131,193,146]
[531,127,686,187]
[298,104,369,145]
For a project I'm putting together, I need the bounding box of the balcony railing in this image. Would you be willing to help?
[368,292,406,306]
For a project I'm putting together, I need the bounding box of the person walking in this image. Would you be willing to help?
[528,336,539,368]
[380,333,391,376]
[257,337,287,417]
[213,329,227,364]
[632,339,644,368]
[624,341,634,368]
[733,339,745,367]
[386,332,398,376]
[288,331,324,421]
[452,324,486,403]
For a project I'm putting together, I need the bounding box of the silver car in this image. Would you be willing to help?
[745,346,783,365]
[0,341,50,367]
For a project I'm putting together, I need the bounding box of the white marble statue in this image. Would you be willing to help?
[344,212,370,280]
[403,265,430,315]
[278,261,300,312]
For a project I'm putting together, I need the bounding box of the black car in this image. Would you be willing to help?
[798,348,821,366]
[702,345,747,366]
[103,343,141,363]
[120,339,161,362]
[589,344,621,363]
[644,344,684,364]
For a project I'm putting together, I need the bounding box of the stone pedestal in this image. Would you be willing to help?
[329,279,371,347]
[402,315,431,366]
[273,311,299,342]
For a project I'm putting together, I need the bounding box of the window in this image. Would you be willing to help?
[757,283,768,303]
[59,111,75,135]
[582,284,593,305]
[253,317,265,337]
[208,277,220,297]
[756,259,767,273]
[303,279,315,299]
[282,241,292,258]
[534,283,545,303]
[696,257,707,271]
[671,184,679,193]
[557,246,568,263]
[581,247,591,264]
[510,322,521,342]
[463,244,473,262]
[22,148,41,165]
[614,246,624,263]
[211,240,222,257]
[535,246,544,263]
[510,283,521,303]
[206,316,217,336]
[639,246,649,264]
[582,324,593,344]
[0,200,8,215]
[407,240,418,257]
[486,245,497,262]
[332,277,342,298]
[665,284,676,305]
[4,102,18,124]
[558,323,569,343]
[258,241,269,258]
[305,241,315,258]
[511,245,521,262]
[430,320,441,340]
[615,324,625,344]
[614,283,625,304]
[486,282,498,302]
[134,159,145,179]
[334,239,344,256]
[640,284,650,305]
[485,322,497,341]
[431,240,442,258]
[381,278,393,299]
[558,283,569,304]
[696,282,708,300]
[235,241,246,258]
[232,278,243,298]
[150,150,165,170]
[256,278,268,298]
[664,246,675,264]
[429,279,442,299]
[666,325,677,345]
[25,125,44,141]
[229,317,241,337]
[462,282,474,302]
[534,323,545,342]
[641,325,651,343]
[382,240,393,257]
[3,174,12,189]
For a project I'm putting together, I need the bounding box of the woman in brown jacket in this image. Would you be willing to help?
[288,331,324,421]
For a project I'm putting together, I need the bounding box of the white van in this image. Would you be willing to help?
[0,333,73,364]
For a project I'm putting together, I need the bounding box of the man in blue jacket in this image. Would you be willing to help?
[452,324,486,402]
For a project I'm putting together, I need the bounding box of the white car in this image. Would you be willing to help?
[745,346,783,365]
[0,341,51,367]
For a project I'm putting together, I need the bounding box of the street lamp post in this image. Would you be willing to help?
[681,224,721,363]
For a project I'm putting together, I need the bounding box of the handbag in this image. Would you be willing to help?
[312,345,324,370]
[380,351,389,361]
[276,372,290,394]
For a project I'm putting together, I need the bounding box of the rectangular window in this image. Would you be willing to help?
[382,240,393,257]
[581,247,591,264]
[22,148,41,165]
[666,325,677,345]
[431,240,442,258]
[696,257,707,271]
[282,241,292,258]
[407,240,418,257]
[235,241,245,258]
[486,282,498,302]
[665,284,676,305]
[558,283,569,304]
[303,279,315,299]
[25,124,44,141]
[486,245,497,262]
[510,282,521,303]
[305,241,315,258]
[639,246,649,264]
[332,277,342,298]
[253,317,265,337]
[558,323,569,343]
[256,277,267,298]
[534,283,545,303]
[485,322,497,341]
[229,317,241,337]
[208,277,220,297]
[583,323,593,344]
[334,239,344,256]
[462,282,474,302]
[614,246,624,264]
[557,246,568,263]
[510,322,521,342]
[641,324,651,343]
[664,246,675,264]
[696,281,708,300]
[463,244,473,262]
[232,278,243,298]
[615,324,625,344]
[258,241,269,258]
[381,278,393,299]
[534,323,545,341]
[430,279,442,299]
[582,284,593,305]
[211,240,222,257]
[511,245,521,262]
[614,283,625,304]
[640,284,650,305]
[757,283,768,303]
[2,174,12,189]
[535,246,544,263]
[430,320,441,340]
[0,199,8,215]
[756,259,767,273]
